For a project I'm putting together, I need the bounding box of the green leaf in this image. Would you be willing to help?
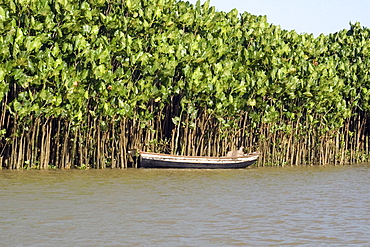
[26,36,43,52]
[247,98,256,107]
[172,117,180,125]
[303,91,313,97]
[84,90,89,99]
[126,0,132,9]
[0,129,6,138]
[81,1,90,10]
[0,6,6,21]
[0,66,6,81]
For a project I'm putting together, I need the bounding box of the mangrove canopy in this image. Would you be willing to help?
[1,0,370,168]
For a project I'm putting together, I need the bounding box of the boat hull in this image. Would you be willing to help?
[138,151,259,169]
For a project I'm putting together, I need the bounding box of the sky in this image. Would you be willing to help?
[186,0,370,36]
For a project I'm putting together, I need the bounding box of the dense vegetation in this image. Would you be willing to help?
[1,0,370,169]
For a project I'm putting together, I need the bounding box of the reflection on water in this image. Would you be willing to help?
[1,165,370,246]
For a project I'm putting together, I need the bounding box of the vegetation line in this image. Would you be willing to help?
[1,0,370,169]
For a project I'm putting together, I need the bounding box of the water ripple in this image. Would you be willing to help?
[0,165,369,246]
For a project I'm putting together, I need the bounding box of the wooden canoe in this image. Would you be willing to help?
[138,151,259,169]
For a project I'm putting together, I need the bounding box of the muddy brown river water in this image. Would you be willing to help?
[1,165,369,246]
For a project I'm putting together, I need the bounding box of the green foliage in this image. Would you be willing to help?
[1,0,370,166]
